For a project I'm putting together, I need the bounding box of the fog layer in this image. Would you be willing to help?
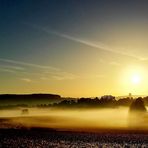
[0,107,148,131]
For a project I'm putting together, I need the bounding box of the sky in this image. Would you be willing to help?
[1,0,148,97]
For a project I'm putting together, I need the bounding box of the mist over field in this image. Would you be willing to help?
[0,107,148,131]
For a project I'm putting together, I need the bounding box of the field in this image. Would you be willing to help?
[0,128,148,148]
[0,108,148,147]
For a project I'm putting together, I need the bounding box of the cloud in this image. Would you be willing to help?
[41,71,78,81]
[0,65,25,71]
[0,58,59,71]
[25,23,147,61]
[80,74,105,79]
[20,78,32,83]
[0,68,16,73]
[40,77,49,80]
[109,61,120,66]
[52,73,78,80]
[0,57,79,81]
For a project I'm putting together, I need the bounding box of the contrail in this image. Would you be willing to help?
[25,23,147,61]
[43,29,146,61]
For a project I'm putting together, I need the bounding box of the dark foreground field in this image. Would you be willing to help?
[0,128,148,148]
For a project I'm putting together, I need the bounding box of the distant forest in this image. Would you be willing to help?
[0,94,148,109]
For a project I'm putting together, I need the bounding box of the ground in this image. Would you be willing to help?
[0,128,148,148]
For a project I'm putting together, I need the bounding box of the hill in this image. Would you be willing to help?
[0,94,62,107]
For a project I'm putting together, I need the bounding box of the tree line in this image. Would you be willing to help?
[1,94,148,109]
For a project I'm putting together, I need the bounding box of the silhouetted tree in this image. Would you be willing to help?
[143,96,148,106]
[100,95,116,107]
[117,97,133,106]
[129,97,147,112]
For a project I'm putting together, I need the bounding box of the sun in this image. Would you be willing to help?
[131,74,141,84]
[121,65,146,94]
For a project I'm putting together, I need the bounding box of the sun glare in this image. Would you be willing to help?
[131,74,141,84]
[121,65,146,93]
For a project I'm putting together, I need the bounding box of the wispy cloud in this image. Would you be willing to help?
[52,73,78,80]
[80,74,105,79]
[0,57,104,81]
[109,61,120,66]
[20,78,32,83]
[25,23,147,61]
[0,57,79,81]
[0,68,16,73]
[0,58,59,71]
[43,70,79,80]
[40,71,78,81]
[0,65,25,71]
